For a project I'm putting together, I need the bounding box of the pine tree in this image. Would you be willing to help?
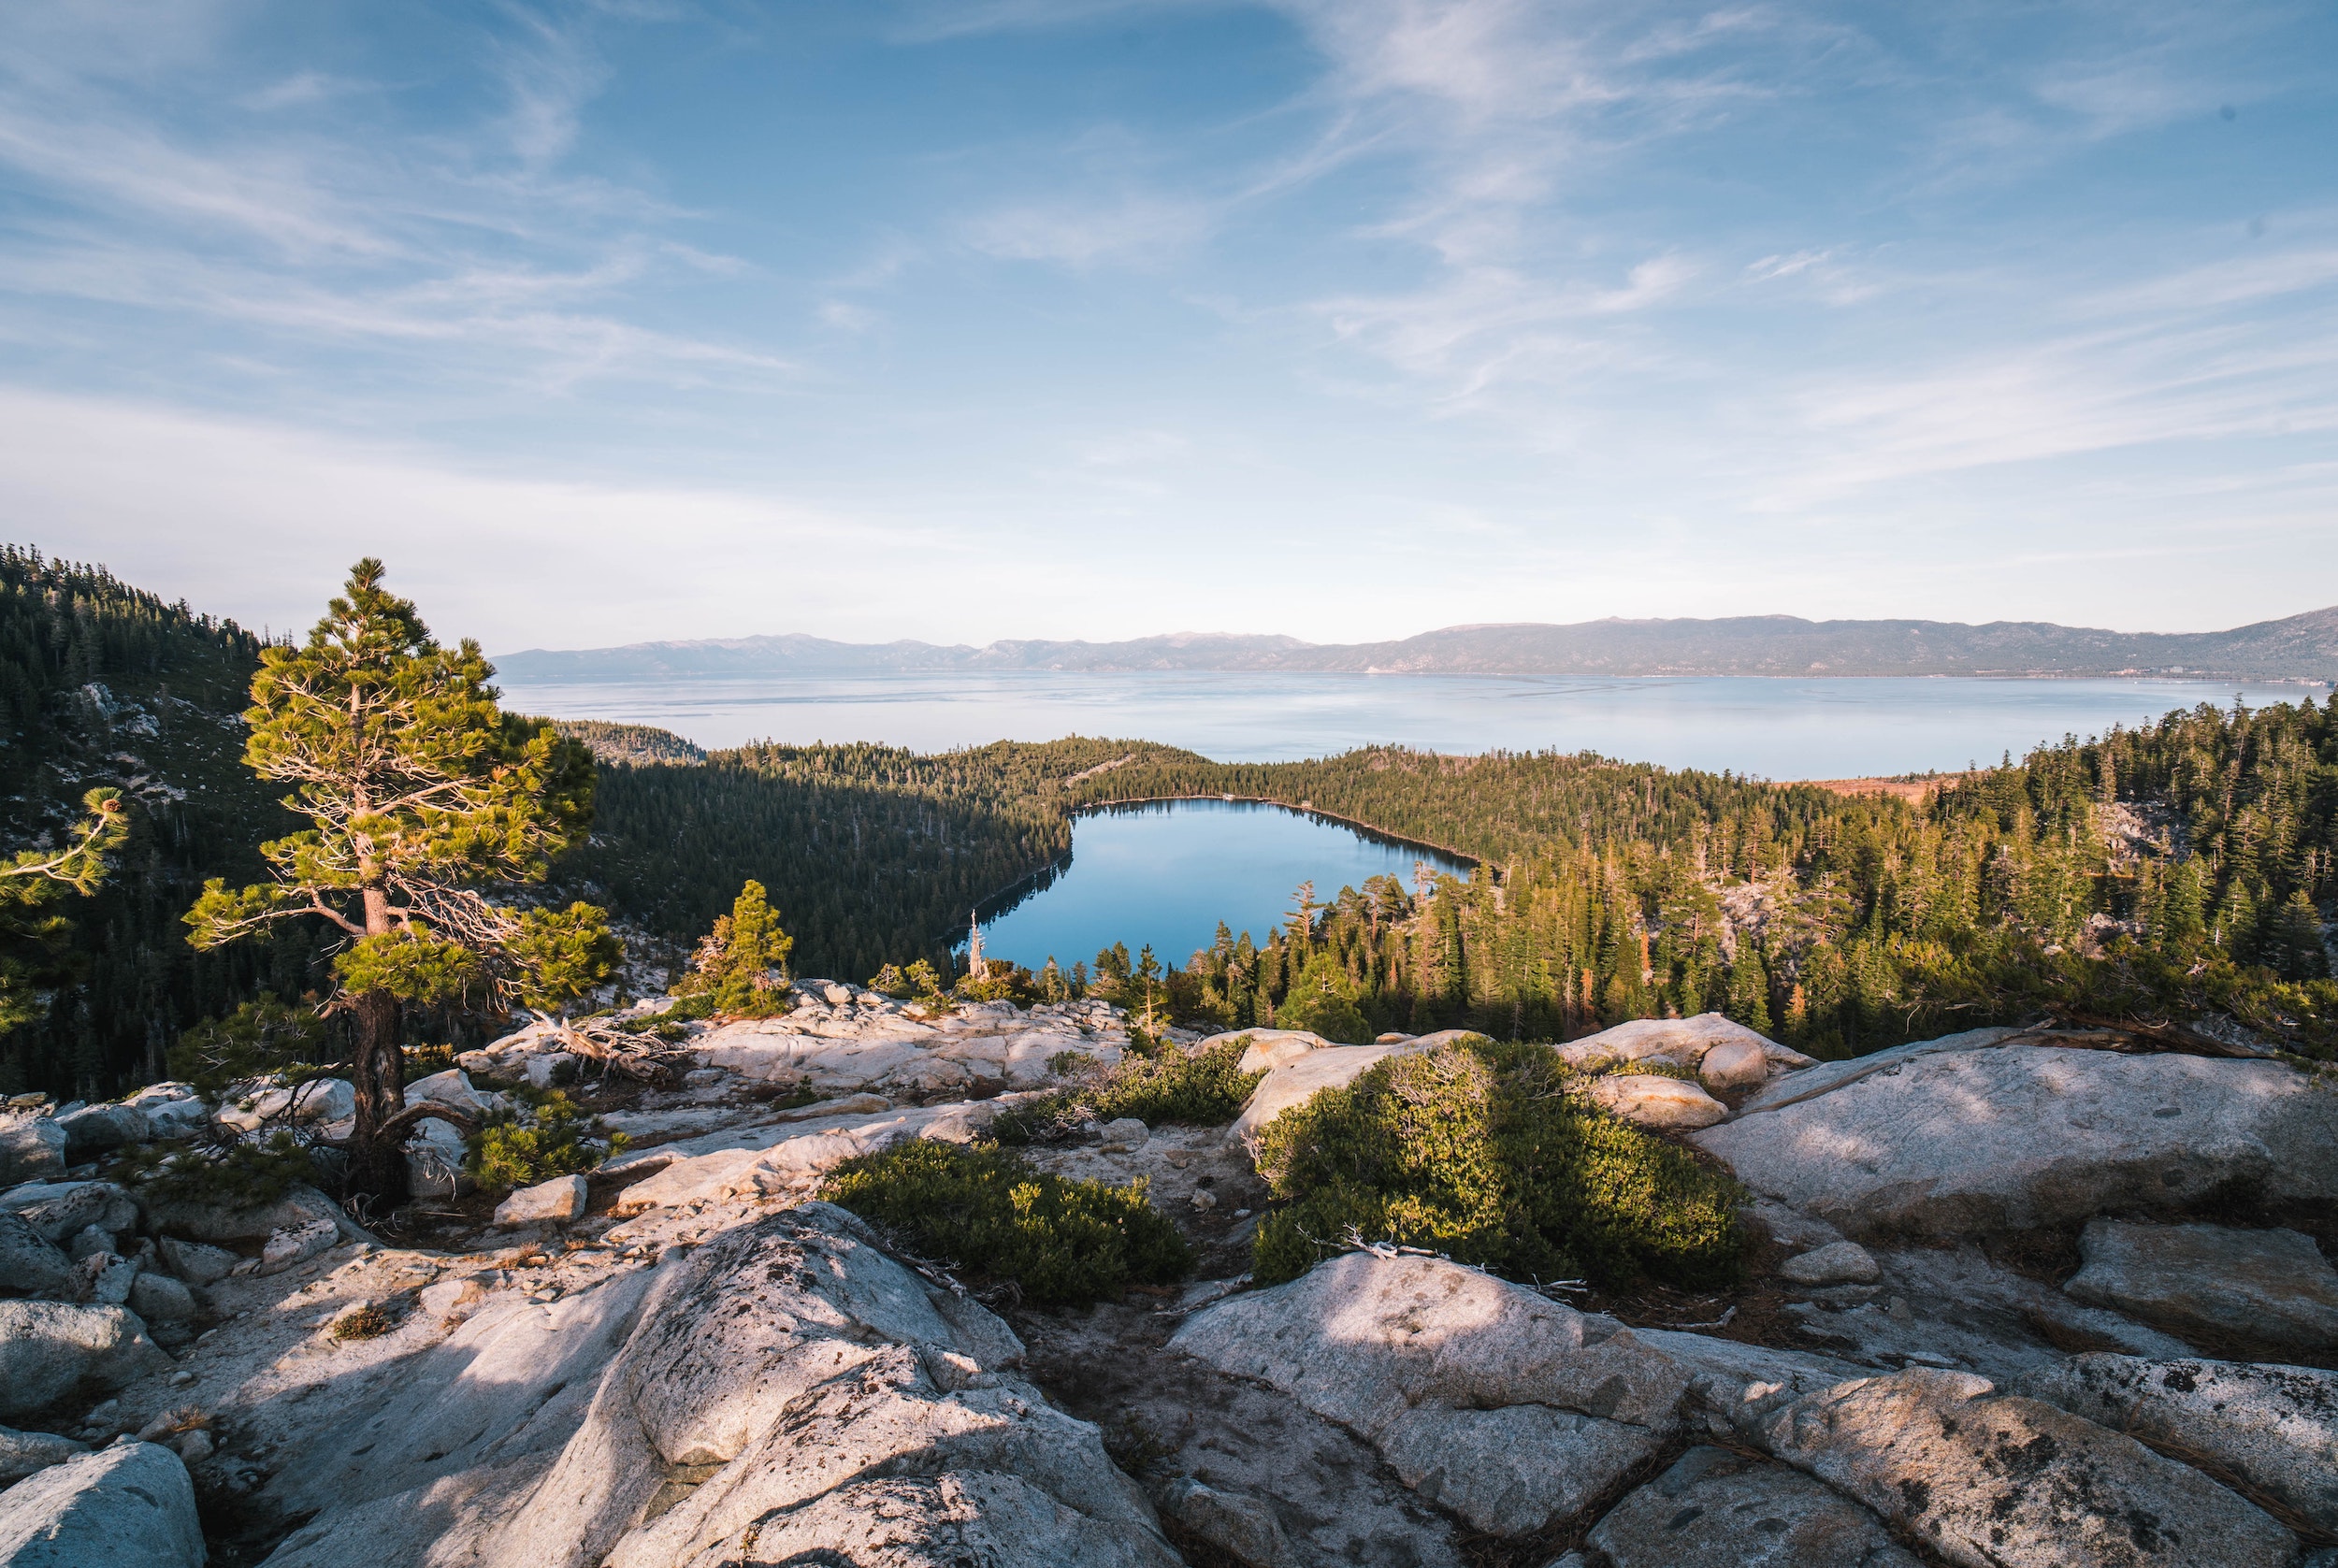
[1725,945,1774,1034]
[185,561,602,1197]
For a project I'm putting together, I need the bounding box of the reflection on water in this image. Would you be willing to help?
[496,670,2316,778]
[970,799,1473,972]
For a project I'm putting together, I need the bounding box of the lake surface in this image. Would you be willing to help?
[497,670,2319,778]
[973,799,1472,971]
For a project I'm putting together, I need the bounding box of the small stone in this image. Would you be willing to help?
[1778,1241,1880,1287]
[1190,1189,1219,1211]
[494,1173,589,1227]
[169,1372,197,1388]
[172,1430,213,1463]
[1097,1117,1148,1152]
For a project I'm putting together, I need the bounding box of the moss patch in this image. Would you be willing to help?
[1251,1040,1743,1292]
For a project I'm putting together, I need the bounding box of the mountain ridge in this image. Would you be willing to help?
[496,606,2338,683]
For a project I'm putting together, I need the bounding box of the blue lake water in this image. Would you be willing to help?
[973,799,1473,972]
[496,670,2319,779]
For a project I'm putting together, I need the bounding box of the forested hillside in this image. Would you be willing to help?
[0,548,333,1100]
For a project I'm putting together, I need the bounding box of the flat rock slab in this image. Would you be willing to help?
[2023,1355,2338,1533]
[1170,1252,1687,1536]
[1693,1045,2338,1241]
[0,1441,203,1568]
[1748,1366,2298,1568]
[1586,1445,1922,1568]
[2064,1220,2338,1354]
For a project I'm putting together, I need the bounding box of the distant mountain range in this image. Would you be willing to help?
[496,606,2338,684]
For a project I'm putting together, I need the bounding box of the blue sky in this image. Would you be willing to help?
[2,0,2333,652]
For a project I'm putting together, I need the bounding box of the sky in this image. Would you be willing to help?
[2,0,2334,654]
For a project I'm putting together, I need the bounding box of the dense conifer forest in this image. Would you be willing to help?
[2,546,2330,1098]
[0,549,335,1100]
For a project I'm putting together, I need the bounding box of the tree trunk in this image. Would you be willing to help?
[345,986,407,1202]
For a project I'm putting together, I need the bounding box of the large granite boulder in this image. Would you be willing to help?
[213,1076,354,1131]
[0,1181,137,1245]
[54,1103,149,1160]
[1745,1366,2298,1568]
[2023,1355,2338,1532]
[266,1203,1176,1568]
[0,1302,174,1418]
[1227,1041,1436,1144]
[2063,1220,2338,1353]
[0,1441,203,1567]
[0,1425,86,1486]
[1693,1043,2338,1241]
[140,1181,350,1244]
[1585,1445,1922,1567]
[1169,1252,1687,1536]
[1577,1072,1729,1129]
[0,1215,74,1301]
[0,1114,65,1187]
[1187,1029,1334,1073]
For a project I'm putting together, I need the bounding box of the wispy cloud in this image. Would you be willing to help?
[0,2,771,397]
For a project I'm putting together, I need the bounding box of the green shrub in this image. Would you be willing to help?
[990,1039,1263,1144]
[820,1139,1190,1306]
[1251,1040,1743,1292]
[110,1130,316,1208]
[468,1089,627,1192]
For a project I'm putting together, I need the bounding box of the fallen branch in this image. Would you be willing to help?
[530,1011,696,1082]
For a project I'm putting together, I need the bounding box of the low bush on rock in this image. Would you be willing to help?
[1250,1040,1744,1291]
[990,1039,1264,1144]
[467,1088,625,1192]
[820,1139,1191,1306]
[110,1129,316,1208]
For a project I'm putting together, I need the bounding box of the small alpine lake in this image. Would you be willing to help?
[971,798,1473,972]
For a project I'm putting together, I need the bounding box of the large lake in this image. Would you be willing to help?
[497,670,2318,778]
[974,799,1473,972]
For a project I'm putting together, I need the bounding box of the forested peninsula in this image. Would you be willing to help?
[2,545,2331,1104]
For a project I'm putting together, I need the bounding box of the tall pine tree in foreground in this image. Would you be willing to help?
[186,560,604,1197]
